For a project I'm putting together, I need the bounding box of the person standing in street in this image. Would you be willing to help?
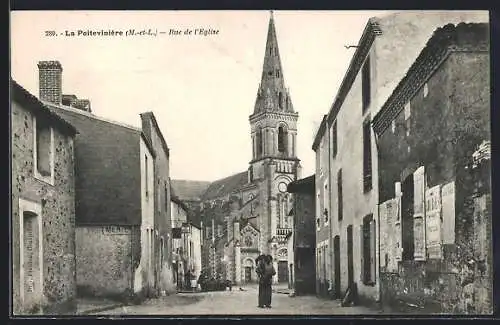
[255,254,266,308]
[263,255,276,308]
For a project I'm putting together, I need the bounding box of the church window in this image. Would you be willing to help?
[269,46,273,55]
[244,235,253,247]
[276,69,280,78]
[278,126,287,154]
[278,92,283,109]
[256,128,263,157]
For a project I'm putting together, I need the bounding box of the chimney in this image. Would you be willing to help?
[38,61,63,105]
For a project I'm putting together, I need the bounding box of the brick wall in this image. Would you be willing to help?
[12,100,76,314]
[75,226,139,300]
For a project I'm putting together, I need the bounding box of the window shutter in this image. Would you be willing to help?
[369,219,376,283]
[413,166,426,261]
[24,217,35,293]
[359,224,365,283]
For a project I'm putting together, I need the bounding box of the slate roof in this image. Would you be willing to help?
[287,174,315,193]
[201,171,249,200]
[11,80,77,136]
[46,102,147,226]
[170,180,211,201]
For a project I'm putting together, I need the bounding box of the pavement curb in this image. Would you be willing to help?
[77,303,125,315]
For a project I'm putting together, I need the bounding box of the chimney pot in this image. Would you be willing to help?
[38,60,63,105]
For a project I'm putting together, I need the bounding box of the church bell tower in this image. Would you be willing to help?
[249,12,300,273]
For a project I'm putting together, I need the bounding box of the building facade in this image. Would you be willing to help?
[372,23,491,314]
[11,80,78,315]
[287,175,316,296]
[312,11,488,306]
[140,112,176,294]
[171,12,300,286]
[38,61,165,302]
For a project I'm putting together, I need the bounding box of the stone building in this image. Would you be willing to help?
[11,80,78,315]
[140,112,176,295]
[170,194,202,290]
[312,115,332,298]
[171,12,300,286]
[286,175,316,296]
[372,23,491,314]
[312,11,488,306]
[37,61,172,301]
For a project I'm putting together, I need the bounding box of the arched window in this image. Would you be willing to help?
[278,126,287,154]
[256,128,263,157]
[278,92,283,109]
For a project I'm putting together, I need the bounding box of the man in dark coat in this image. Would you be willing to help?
[256,254,276,308]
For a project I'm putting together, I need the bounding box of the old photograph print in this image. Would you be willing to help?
[10,10,492,316]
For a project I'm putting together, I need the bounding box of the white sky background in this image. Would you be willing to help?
[11,10,394,181]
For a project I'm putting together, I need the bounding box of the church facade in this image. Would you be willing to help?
[171,13,301,285]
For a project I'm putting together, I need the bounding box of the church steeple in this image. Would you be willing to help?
[249,12,299,164]
[253,11,294,114]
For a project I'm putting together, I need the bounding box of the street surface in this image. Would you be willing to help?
[93,285,382,315]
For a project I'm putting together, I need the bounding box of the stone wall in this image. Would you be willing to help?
[376,35,490,314]
[75,226,139,301]
[12,100,77,315]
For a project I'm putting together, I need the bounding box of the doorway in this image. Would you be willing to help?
[278,261,288,283]
[402,174,415,261]
[244,266,252,283]
[334,235,341,298]
[347,225,354,286]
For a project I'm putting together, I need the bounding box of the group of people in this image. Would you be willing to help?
[255,254,276,309]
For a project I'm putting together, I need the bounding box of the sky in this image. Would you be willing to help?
[11,10,395,182]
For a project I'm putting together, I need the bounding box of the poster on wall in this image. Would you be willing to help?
[441,181,456,245]
[426,185,442,259]
[394,196,403,263]
[413,166,427,260]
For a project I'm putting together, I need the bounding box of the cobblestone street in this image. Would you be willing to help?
[92,285,382,316]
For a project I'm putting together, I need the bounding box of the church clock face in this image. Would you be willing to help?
[278,182,287,193]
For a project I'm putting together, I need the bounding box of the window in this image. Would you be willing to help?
[145,155,149,198]
[278,92,283,109]
[160,237,165,269]
[405,102,411,136]
[278,126,287,154]
[33,116,54,184]
[276,69,280,78]
[316,191,321,230]
[323,182,329,224]
[337,169,343,221]
[363,119,372,193]
[361,214,376,285]
[423,83,429,98]
[269,46,273,55]
[362,56,371,112]
[391,120,396,133]
[244,235,253,247]
[164,182,169,210]
[331,121,337,158]
[256,128,263,157]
